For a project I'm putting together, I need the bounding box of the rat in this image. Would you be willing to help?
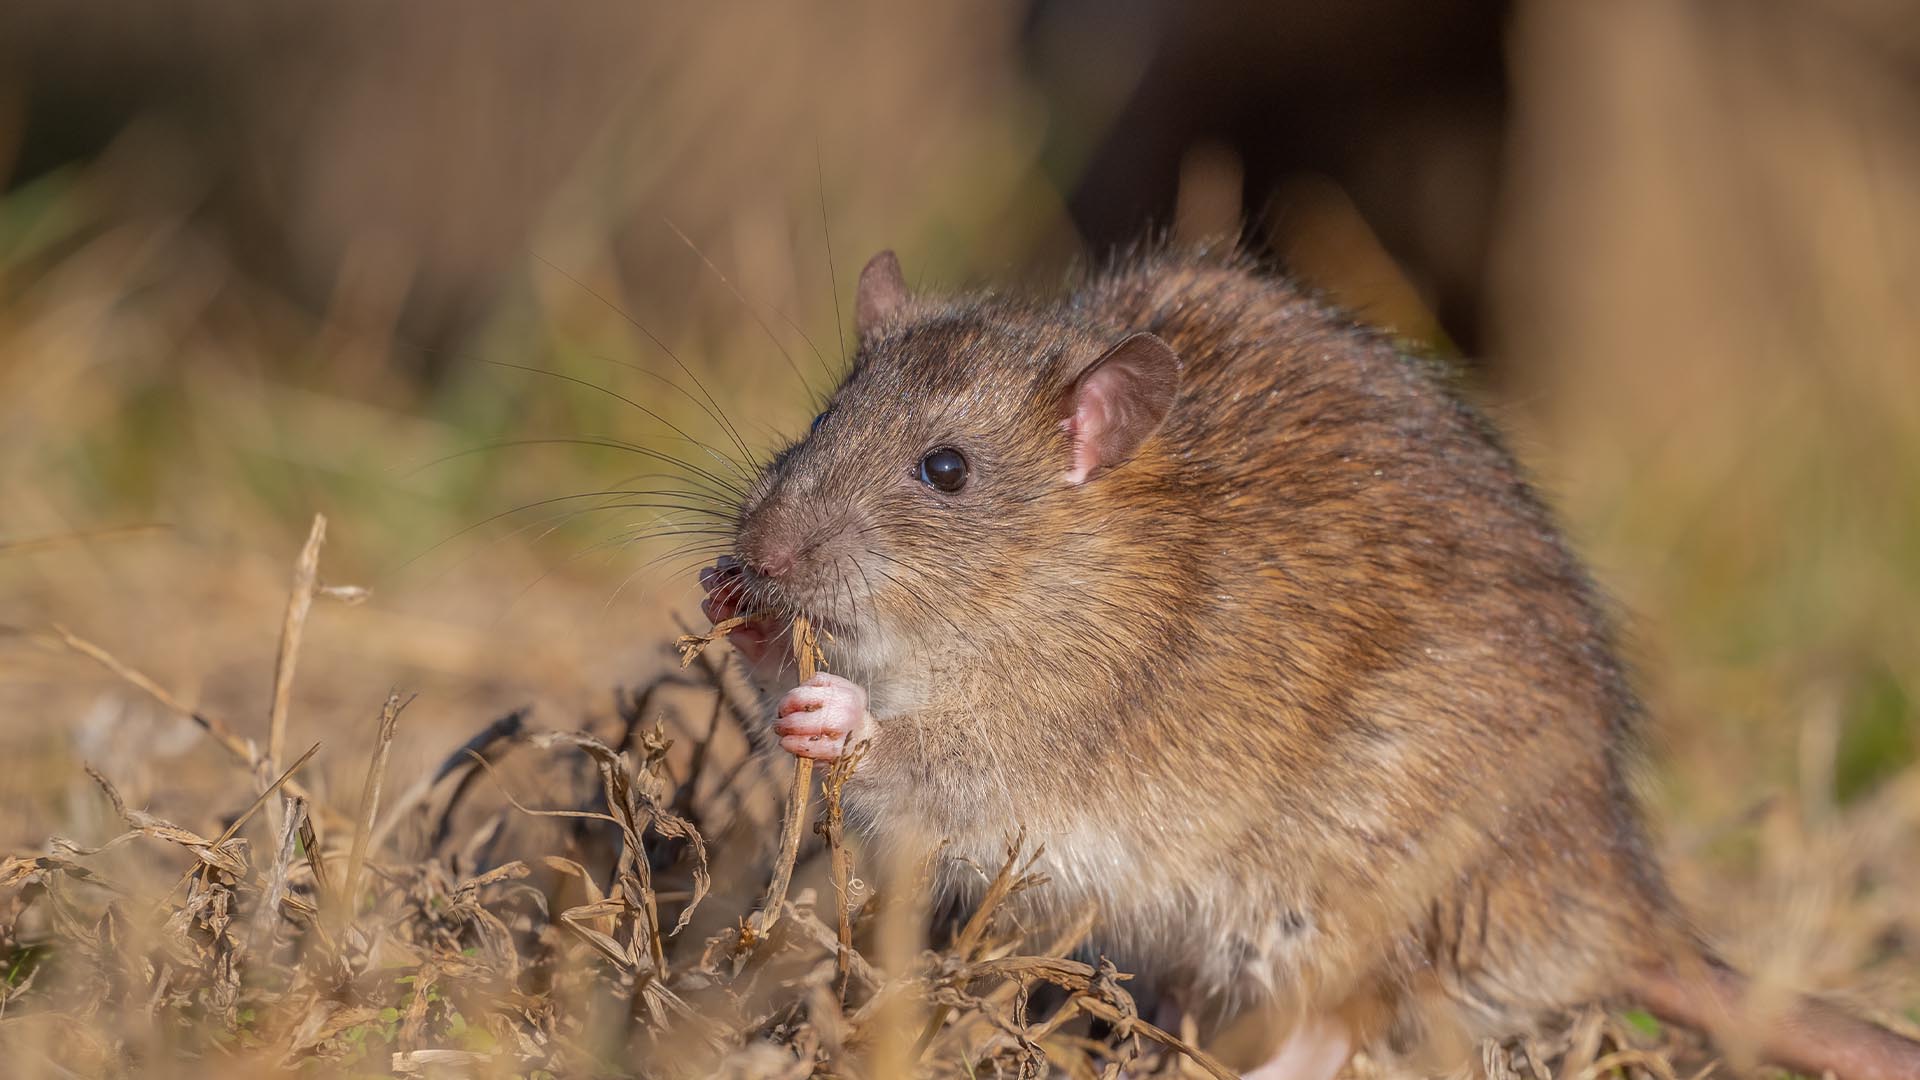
[696,248,1920,1079]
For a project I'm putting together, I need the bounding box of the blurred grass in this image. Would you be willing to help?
[0,0,1916,1067]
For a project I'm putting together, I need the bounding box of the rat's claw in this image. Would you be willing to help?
[775,672,873,762]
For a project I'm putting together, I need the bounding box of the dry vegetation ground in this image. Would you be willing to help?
[0,522,1795,1079]
[3,516,1914,1079]
[3,2,1919,1077]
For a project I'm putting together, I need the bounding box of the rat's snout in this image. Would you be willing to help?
[736,497,806,582]
[737,538,791,580]
[741,539,797,581]
[734,486,860,601]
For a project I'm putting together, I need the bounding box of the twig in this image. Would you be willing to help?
[752,615,821,939]
[157,742,322,907]
[953,830,1038,958]
[213,742,324,850]
[367,707,527,854]
[820,741,865,1000]
[265,514,327,839]
[914,833,1039,1058]
[53,624,264,775]
[266,514,327,790]
[336,691,412,927]
[251,794,308,948]
[674,612,767,668]
[298,813,335,922]
[1074,994,1238,1080]
[679,620,767,737]
[670,691,727,820]
[0,523,170,557]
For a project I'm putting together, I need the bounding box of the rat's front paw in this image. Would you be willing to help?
[775,673,874,762]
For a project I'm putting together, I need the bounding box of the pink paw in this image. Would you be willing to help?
[775,673,873,762]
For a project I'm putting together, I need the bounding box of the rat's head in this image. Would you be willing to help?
[724,251,1183,676]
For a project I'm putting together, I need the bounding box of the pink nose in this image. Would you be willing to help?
[747,546,796,580]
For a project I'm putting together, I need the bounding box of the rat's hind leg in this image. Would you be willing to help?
[1422,804,1679,1045]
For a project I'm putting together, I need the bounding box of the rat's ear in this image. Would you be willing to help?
[1062,332,1182,484]
[855,250,909,338]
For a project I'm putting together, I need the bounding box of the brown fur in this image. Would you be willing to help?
[723,250,1920,1077]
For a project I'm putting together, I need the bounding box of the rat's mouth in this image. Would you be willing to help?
[700,558,857,646]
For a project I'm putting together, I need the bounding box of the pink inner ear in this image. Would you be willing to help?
[1063,368,1118,484]
[1061,331,1180,485]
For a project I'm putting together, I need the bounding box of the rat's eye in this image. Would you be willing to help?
[809,412,828,436]
[918,447,969,493]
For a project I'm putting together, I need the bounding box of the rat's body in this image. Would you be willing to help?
[700,250,1920,1078]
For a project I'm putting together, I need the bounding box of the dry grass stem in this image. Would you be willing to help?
[50,623,328,823]
[750,614,824,941]
[0,523,171,557]
[821,742,866,999]
[265,514,328,789]
[675,613,768,668]
[336,691,411,928]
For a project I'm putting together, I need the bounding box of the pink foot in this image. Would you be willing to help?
[775,673,873,761]
[1243,1013,1351,1080]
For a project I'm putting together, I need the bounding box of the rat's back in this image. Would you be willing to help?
[1060,253,1685,1040]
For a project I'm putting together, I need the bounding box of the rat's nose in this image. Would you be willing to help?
[744,542,796,580]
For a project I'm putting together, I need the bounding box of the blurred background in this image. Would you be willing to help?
[1,0,1916,1014]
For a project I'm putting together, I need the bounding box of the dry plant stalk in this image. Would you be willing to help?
[4,618,1703,1080]
[51,622,320,810]
[266,514,327,784]
[674,614,764,665]
[755,614,823,937]
[914,833,1040,1059]
[675,609,830,942]
[54,624,256,765]
[336,690,411,929]
[821,743,864,999]
[0,522,169,556]
[157,743,322,907]
[265,513,327,841]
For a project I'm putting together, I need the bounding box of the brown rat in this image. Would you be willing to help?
[698,249,1920,1079]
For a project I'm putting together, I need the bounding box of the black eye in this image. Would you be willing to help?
[810,412,828,436]
[918,447,969,493]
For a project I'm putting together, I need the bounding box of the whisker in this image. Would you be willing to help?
[831,554,853,642]
[398,489,734,571]
[557,500,737,521]
[629,536,733,575]
[869,556,975,649]
[526,501,731,559]
[849,552,878,634]
[572,350,774,470]
[428,494,722,585]
[664,218,821,406]
[597,524,736,556]
[483,360,750,483]
[816,144,847,369]
[392,335,757,492]
[605,537,732,613]
[506,525,726,623]
[405,438,745,502]
[772,306,833,390]
[531,254,759,469]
